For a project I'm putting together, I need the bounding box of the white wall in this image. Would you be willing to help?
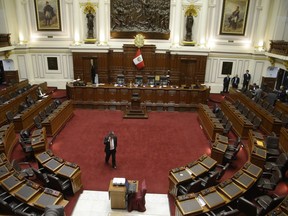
[0,0,287,90]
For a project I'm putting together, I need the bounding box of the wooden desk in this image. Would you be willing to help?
[42,100,74,137]
[56,163,83,194]
[217,179,243,200]
[0,162,13,180]
[242,162,263,178]
[0,153,7,165]
[67,83,210,112]
[1,172,25,192]
[250,146,267,169]
[221,100,253,138]
[215,133,229,144]
[232,171,255,189]
[31,129,48,154]
[33,189,66,210]
[199,189,226,209]
[169,168,193,197]
[43,158,64,172]
[229,88,282,135]
[187,163,208,178]
[211,141,228,164]
[198,104,224,141]
[198,155,217,170]
[0,123,17,160]
[175,196,204,215]
[108,179,136,209]
[13,96,52,132]
[14,182,41,202]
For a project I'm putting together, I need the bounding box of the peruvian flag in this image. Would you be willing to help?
[133,49,145,69]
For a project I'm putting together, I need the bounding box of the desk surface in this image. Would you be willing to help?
[36,151,52,164]
[176,198,203,215]
[188,163,208,178]
[43,158,64,172]
[233,172,255,189]
[34,192,61,209]
[56,164,78,178]
[1,174,25,192]
[0,164,11,180]
[252,146,267,159]
[170,169,193,183]
[212,142,228,153]
[14,183,40,202]
[199,190,226,209]
[242,163,262,178]
[218,181,243,200]
[199,156,217,170]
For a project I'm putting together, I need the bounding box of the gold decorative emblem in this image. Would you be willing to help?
[134,34,145,48]
[185,4,200,17]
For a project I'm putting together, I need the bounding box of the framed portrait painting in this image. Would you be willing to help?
[220,0,250,35]
[34,0,61,31]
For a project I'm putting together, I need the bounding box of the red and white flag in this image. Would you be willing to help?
[133,49,145,69]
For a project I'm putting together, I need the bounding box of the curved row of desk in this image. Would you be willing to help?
[0,153,69,215]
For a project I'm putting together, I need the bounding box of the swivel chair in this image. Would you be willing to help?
[254,194,285,214]
[264,135,281,157]
[256,167,282,191]
[177,179,202,195]
[264,152,288,176]
[11,159,34,179]
[47,174,72,196]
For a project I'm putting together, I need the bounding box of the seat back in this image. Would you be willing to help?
[33,115,42,129]
[252,116,262,129]
[270,167,282,184]
[265,136,279,149]
[47,174,63,192]
[237,197,258,215]
[5,111,14,123]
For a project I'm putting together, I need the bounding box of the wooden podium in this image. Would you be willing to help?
[123,93,148,119]
[108,180,127,209]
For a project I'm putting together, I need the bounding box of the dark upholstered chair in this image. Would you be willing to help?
[257,167,282,191]
[237,196,263,216]
[11,160,34,178]
[128,179,147,212]
[5,111,14,123]
[264,135,281,157]
[222,121,232,135]
[177,179,202,195]
[199,170,221,188]
[33,115,42,129]
[47,174,72,196]
[44,205,65,216]
[32,167,49,186]
[254,194,285,214]
[252,116,262,130]
[264,152,288,175]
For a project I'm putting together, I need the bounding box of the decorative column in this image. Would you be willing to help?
[72,0,81,44]
[16,0,28,44]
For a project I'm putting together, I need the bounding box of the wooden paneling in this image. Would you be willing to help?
[72,45,207,87]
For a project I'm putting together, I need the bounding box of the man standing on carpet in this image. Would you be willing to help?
[104,131,117,169]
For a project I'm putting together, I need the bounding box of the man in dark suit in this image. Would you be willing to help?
[231,74,240,88]
[223,74,230,93]
[104,131,117,169]
[243,70,251,91]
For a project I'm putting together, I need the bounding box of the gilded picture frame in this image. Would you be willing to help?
[34,0,61,31]
[220,0,250,35]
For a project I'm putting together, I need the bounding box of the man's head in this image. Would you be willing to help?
[246,70,249,73]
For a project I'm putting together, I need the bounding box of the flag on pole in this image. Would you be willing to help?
[133,49,145,69]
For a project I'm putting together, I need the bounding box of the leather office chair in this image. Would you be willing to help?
[54,99,62,107]
[267,104,274,113]
[254,194,285,214]
[236,196,263,216]
[18,102,29,112]
[206,205,240,216]
[128,179,147,212]
[227,137,241,152]
[220,115,228,127]
[177,179,202,195]
[13,203,44,216]
[257,167,282,191]
[272,109,283,119]
[5,111,14,123]
[264,135,281,157]
[237,102,244,113]
[222,121,232,135]
[242,106,250,117]
[247,111,256,122]
[223,144,241,164]
[47,174,72,196]
[11,159,34,178]
[216,110,224,119]
[32,167,49,186]
[264,152,288,175]
[39,110,47,121]
[33,115,42,129]
[233,100,240,108]
[252,116,262,130]
[19,130,32,156]
[281,114,288,128]
[199,170,221,188]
